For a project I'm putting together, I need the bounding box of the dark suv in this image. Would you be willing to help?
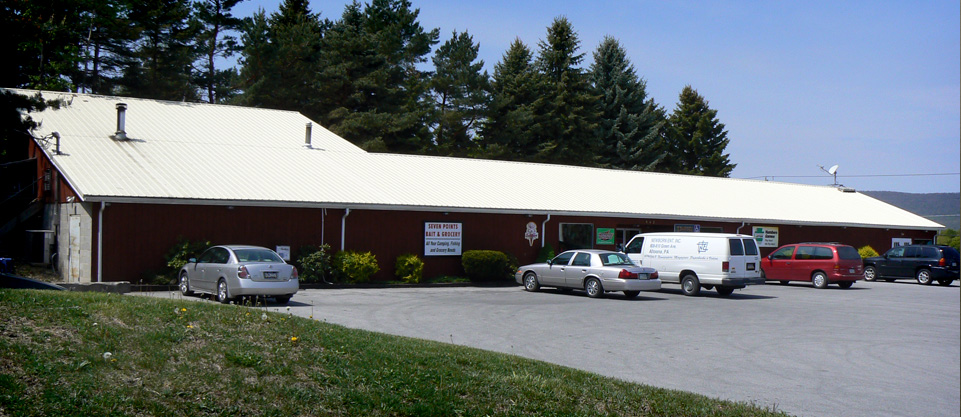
[863,245,960,286]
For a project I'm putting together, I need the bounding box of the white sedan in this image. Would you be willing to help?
[515,249,660,299]
[179,245,299,304]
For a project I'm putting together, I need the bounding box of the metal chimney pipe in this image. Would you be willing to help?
[52,132,61,154]
[113,103,128,140]
[305,122,312,148]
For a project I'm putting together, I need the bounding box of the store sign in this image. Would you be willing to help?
[753,226,779,247]
[674,224,700,232]
[596,228,615,245]
[424,222,462,256]
[275,245,291,261]
[525,222,539,246]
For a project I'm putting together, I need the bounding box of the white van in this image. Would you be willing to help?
[623,232,764,296]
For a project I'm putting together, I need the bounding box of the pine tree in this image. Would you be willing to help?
[116,0,201,101]
[1,0,87,90]
[666,85,736,177]
[532,17,600,166]
[589,36,666,171]
[479,39,543,161]
[316,0,438,153]
[194,0,245,103]
[235,0,326,117]
[429,31,490,157]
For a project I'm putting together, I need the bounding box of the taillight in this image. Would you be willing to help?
[722,261,730,272]
[650,271,658,280]
[618,269,638,279]
[291,266,299,279]
[833,264,841,271]
[238,265,250,279]
[939,258,946,267]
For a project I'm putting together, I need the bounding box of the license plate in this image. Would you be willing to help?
[747,263,755,271]
[849,269,855,273]
[263,271,278,279]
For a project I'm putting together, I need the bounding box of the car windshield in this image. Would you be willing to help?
[837,246,861,260]
[600,252,635,266]
[234,249,284,263]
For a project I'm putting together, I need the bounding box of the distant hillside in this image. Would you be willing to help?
[861,191,960,230]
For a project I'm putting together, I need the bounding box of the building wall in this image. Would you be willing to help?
[93,202,937,283]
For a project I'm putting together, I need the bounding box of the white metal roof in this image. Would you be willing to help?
[14,89,942,230]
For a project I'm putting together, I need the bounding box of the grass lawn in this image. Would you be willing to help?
[0,289,791,416]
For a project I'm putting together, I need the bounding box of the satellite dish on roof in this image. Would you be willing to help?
[818,164,841,187]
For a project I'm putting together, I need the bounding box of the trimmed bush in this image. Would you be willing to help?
[332,251,379,283]
[536,244,555,263]
[295,244,332,284]
[858,245,879,259]
[461,250,513,282]
[394,253,424,284]
[164,237,211,278]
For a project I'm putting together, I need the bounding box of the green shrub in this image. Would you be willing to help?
[295,244,332,283]
[461,250,513,282]
[332,251,380,283]
[858,245,879,259]
[164,237,211,278]
[394,253,424,284]
[536,244,555,263]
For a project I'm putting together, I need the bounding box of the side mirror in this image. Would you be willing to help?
[189,257,197,263]
[546,259,553,266]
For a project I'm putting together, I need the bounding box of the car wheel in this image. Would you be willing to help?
[681,274,700,296]
[779,280,789,285]
[812,272,829,289]
[716,286,734,296]
[585,278,604,298]
[523,272,540,292]
[274,295,291,304]
[916,269,932,285]
[179,272,193,296]
[623,290,640,299]
[863,266,877,281]
[217,280,231,304]
[938,279,953,286]
[837,281,854,289]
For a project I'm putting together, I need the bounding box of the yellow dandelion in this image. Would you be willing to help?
[181,308,187,312]
[186,325,193,329]
[291,336,298,342]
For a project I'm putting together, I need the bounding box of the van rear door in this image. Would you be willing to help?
[728,238,760,278]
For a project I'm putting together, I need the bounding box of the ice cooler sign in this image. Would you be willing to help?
[424,222,463,256]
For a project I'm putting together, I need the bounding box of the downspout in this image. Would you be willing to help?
[736,222,746,234]
[97,201,105,282]
[341,208,350,251]
[541,214,551,248]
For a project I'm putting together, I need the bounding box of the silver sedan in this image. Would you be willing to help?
[179,245,299,304]
[515,249,660,299]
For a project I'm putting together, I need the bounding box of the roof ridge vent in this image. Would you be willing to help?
[111,103,128,141]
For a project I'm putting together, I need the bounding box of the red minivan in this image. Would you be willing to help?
[760,243,863,289]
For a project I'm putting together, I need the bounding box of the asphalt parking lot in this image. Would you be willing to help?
[139,280,960,417]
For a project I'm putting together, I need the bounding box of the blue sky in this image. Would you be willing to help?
[231,0,960,193]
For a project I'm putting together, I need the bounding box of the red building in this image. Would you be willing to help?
[12,89,941,283]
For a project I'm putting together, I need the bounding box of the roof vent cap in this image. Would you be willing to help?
[111,103,128,141]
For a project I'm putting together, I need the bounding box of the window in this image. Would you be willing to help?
[921,247,940,259]
[742,239,759,256]
[772,246,795,260]
[837,246,861,260]
[624,237,644,254]
[552,252,574,266]
[903,246,920,258]
[795,246,816,260]
[197,248,218,263]
[571,252,592,267]
[886,247,905,258]
[812,247,834,260]
[559,223,594,251]
[235,249,283,263]
[601,252,634,266]
[729,239,744,256]
[212,247,230,264]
